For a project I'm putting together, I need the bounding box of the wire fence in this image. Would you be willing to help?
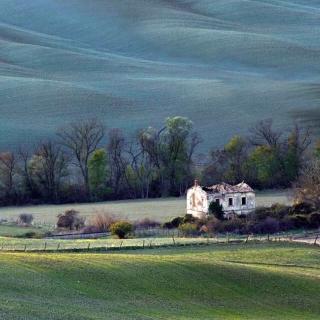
[0,231,318,253]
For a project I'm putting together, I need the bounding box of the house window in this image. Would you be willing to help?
[228,198,233,207]
[215,198,220,205]
[242,197,247,206]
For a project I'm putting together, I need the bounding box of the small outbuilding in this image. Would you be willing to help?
[186,180,255,218]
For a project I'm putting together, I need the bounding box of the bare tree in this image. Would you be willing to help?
[249,119,283,148]
[0,152,16,199]
[31,141,69,201]
[294,159,320,209]
[57,119,105,196]
[126,135,155,198]
[107,129,127,198]
[288,123,311,156]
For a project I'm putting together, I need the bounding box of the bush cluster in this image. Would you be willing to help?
[57,210,85,230]
[134,218,161,229]
[163,201,320,236]
[56,209,135,239]
[110,221,133,239]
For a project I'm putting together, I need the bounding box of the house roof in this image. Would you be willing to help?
[202,182,254,194]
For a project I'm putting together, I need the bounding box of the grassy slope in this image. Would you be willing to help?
[1,1,320,150]
[0,243,319,320]
[0,190,292,225]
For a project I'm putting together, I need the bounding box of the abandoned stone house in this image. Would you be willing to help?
[186,180,255,218]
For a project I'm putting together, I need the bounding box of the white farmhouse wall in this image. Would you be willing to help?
[207,192,255,215]
[186,186,208,218]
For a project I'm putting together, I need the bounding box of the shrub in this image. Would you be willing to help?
[171,216,183,228]
[270,203,291,219]
[134,218,161,229]
[250,217,280,234]
[162,221,173,229]
[81,225,101,234]
[279,215,295,231]
[57,210,85,230]
[252,207,272,221]
[90,212,115,232]
[17,213,33,226]
[178,223,198,236]
[163,216,183,229]
[110,221,133,239]
[220,217,246,234]
[308,212,320,229]
[183,214,197,224]
[290,202,314,215]
[206,217,223,234]
[208,201,224,220]
[290,214,309,229]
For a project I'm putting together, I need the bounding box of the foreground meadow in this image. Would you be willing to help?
[0,242,319,320]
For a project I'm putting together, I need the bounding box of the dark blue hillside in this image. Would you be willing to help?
[0,0,320,150]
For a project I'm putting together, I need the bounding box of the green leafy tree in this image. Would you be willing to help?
[249,145,280,187]
[138,116,201,196]
[163,116,197,195]
[208,201,224,220]
[224,135,248,184]
[88,149,108,199]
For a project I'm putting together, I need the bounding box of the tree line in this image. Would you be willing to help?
[0,117,317,205]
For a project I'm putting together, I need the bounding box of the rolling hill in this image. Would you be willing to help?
[0,243,319,319]
[1,0,320,150]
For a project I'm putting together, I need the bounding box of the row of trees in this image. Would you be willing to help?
[0,117,200,204]
[202,119,313,189]
[0,117,317,205]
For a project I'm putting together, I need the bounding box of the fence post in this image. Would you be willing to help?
[24,244,27,252]
[57,243,60,251]
[314,235,319,246]
[44,242,47,251]
[172,236,176,246]
[142,240,145,249]
[119,241,123,250]
[245,235,249,244]
[87,243,90,251]
[227,232,230,243]
[267,234,270,242]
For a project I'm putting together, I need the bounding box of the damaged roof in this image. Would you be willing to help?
[202,182,254,194]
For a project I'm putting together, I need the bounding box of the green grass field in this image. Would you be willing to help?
[0,224,48,238]
[0,190,292,226]
[0,242,318,320]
